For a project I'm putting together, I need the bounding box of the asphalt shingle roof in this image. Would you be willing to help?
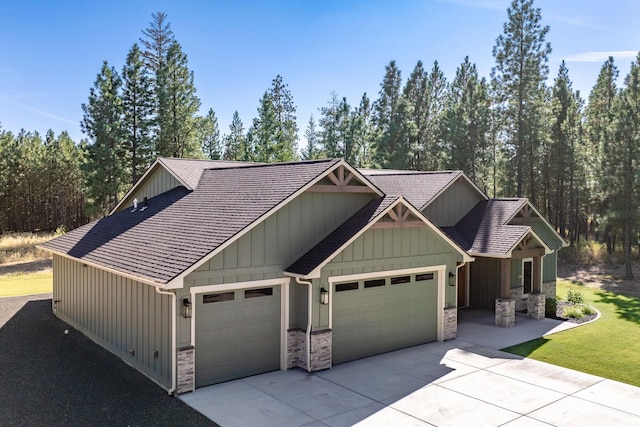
[362,171,462,210]
[285,196,399,276]
[443,198,529,256]
[159,157,259,190]
[43,159,340,284]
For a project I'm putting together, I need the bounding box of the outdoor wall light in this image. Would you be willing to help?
[448,272,456,287]
[182,297,192,318]
[320,287,329,305]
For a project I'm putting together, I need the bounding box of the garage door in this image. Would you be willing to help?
[195,285,281,387]
[332,271,438,364]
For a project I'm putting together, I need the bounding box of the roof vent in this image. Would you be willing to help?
[140,197,148,211]
[131,198,138,212]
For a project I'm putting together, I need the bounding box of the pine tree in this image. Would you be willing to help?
[350,93,375,167]
[122,43,154,184]
[268,75,298,161]
[199,108,222,160]
[492,0,551,202]
[223,111,250,161]
[607,53,640,279]
[301,115,322,160]
[250,92,278,162]
[156,41,202,158]
[81,61,127,215]
[373,60,408,169]
[442,57,491,185]
[546,61,582,240]
[422,61,448,171]
[585,57,618,247]
[318,92,342,158]
[140,12,174,73]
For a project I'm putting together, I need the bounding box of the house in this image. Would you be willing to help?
[361,170,567,326]
[41,157,564,394]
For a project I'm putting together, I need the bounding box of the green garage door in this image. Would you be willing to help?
[195,285,281,387]
[332,271,438,364]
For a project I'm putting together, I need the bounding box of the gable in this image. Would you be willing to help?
[285,196,472,279]
[422,177,486,227]
[508,202,567,250]
[116,164,180,213]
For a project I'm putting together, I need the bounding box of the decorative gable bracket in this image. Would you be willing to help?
[371,202,424,229]
[307,165,377,193]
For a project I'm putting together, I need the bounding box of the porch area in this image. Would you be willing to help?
[456,307,577,349]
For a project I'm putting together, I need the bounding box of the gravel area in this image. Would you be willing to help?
[554,300,598,324]
[0,294,216,427]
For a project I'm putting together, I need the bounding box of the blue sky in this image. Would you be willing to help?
[1,0,639,144]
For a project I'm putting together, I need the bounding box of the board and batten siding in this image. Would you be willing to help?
[422,179,484,227]
[316,226,461,329]
[181,190,376,343]
[52,255,172,389]
[116,166,181,212]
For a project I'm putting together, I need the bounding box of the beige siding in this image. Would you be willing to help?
[183,191,376,332]
[117,166,181,212]
[52,255,172,389]
[422,179,484,226]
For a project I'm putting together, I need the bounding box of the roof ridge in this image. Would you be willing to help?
[201,158,339,172]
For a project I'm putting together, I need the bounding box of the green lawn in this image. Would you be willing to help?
[0,272,53,297]
[503,280,640,387]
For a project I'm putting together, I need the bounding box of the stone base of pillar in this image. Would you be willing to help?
[287,328,332,371]
[495,298,515,328]
[527,293,546,320]
[176,346,195,394]
[443,307,457,340]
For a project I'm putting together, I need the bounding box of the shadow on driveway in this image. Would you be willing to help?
[0,294,215,427]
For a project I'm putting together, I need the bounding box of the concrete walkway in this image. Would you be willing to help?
[180,312,640,426]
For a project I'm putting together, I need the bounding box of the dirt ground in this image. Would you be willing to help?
[558,263,640,298]
[0,258,52,275]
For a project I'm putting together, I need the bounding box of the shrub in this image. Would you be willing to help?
[566,287,584,305]
[581,305,596,316]
[563,306,585,319]
[545,298,557,318]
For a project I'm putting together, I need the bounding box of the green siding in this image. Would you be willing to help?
[422,179,484,227]
[184,191,376,331]
[117,166,181,212]
[319,226,461,328]
[52,255,172,389]
[469,257,500,309]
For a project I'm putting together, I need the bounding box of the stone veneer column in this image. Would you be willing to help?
[176,346,195,394]
[309,329,332,371]
[527,293,546,320]
[495,298,515,328]
[286,328,303,369]
[443,307,457,340]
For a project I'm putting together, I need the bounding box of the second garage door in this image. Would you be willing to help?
[332,271,438,364]
[195,285,281,387]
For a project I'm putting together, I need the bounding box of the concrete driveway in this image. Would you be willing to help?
[180,312,640,426]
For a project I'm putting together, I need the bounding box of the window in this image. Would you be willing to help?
[390,275,411,285]
[364,278,385,288]
[203,292,234,303]
[245,288,273,298]
[416,273,434,281]
[335,282,358,292]
[523,259,533,294]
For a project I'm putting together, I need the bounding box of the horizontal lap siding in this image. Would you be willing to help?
[53,255,172,389]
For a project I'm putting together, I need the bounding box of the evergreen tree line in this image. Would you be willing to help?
[3,2,640,278]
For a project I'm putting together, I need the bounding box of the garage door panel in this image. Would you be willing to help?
[333,272,439,364]
[195,285,281,387]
